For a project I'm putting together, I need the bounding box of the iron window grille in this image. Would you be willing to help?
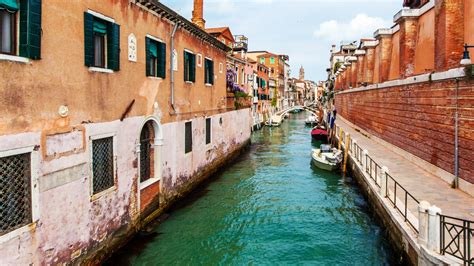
[0,153,32,236]
[140,125,153,182]
[92,137,115,194]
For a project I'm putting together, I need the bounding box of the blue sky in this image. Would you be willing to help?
[162,0,401,81]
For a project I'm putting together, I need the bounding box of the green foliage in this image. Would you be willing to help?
[234,91,248,98]
[465,64,474,80]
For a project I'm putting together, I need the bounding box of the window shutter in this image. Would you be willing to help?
[83,12,94,67]
[209,61,214,84]
[107,22,120,71]
[190,54,196,82]
[145,37,151,76]
[184,51,188,81]
[204,59,209,84]
[19,0,42,60]
[158,42,166,78]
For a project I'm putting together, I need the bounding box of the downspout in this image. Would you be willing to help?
[454,78,460,188]
[170,23,178,114]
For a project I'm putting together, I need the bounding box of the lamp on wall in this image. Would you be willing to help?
[460,44,474,66]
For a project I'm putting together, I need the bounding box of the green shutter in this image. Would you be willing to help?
[145,37,151,76]
[204,59,208,84]
[84,12,94,67]
[107,22,120,71]
[0,0,19,11]
[157,42,166,78]
[184,51,188,81]
[19,0,42,60]
[209,60,214,85]
[189,54,196,82]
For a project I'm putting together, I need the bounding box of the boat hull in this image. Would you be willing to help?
[311,158,339,171]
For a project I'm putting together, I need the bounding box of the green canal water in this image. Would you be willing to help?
[108,113,397,265]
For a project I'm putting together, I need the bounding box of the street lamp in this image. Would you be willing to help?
[460,44,474,66]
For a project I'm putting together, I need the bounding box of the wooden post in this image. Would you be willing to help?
[343,134,350,177]
[338,128,343,150]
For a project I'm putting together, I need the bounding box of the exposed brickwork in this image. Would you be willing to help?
[378,36,392,83]
[399,18,418,78]
[435,0,464,71]
[336,79,474,184]
[365,47,375,84]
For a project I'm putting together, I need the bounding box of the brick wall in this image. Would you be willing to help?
[335,79,474,184]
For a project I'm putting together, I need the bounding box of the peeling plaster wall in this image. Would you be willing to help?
[0,109,251,265]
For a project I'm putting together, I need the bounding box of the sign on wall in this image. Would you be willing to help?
[172,49,178,71]
[128,33,137,62]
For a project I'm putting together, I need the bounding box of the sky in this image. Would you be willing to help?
[162,0,401,81]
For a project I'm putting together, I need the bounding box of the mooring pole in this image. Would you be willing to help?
[343,133,351,177]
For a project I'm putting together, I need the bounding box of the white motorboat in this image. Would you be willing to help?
[305,114,318,126]
[311,144,343,171]
[265,115,282,127]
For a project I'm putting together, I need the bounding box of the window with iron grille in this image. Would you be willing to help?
[185,122,192,154]
[92,137,115,194]
[205,118,211,145]
[0,153,32,236]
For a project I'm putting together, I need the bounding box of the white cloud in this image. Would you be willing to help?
[313,13,391,43]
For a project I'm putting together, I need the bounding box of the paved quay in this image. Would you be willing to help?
[336,117,474,221]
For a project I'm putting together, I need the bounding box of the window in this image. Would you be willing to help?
[185,122,192,153]
[92,137,115,194]
[84,12,120,71]
[140,121,155,183]
[204,58,214,85]
[0,153,32,236]
[184,50,196,82]
[146,37,166,78]
[0,0,41,59]
[205,118,211,145]
[260,57,265,64]
[0,9,15,54]
[270,57,275,64]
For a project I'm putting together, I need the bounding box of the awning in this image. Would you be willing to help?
[93,19,107,35]
[0,0,19,11]
[149,41,158,57]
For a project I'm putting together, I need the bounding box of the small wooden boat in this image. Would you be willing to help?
[311,145,343,171]
[311,125,328,141]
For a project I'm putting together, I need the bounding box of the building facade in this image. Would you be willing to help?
[0,0,251,264]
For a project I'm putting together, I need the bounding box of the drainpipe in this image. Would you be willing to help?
[170,23,179,114]
[454,78,460,188]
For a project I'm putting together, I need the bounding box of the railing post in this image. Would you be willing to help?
[380,166,388,196]
[418,201,431,247]
[362,150,368,168]
[427,205,442,253]
[352,140,357,156]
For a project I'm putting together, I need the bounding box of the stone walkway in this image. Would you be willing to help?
[336,118,474,221]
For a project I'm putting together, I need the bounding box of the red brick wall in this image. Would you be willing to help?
[336,79,474,184]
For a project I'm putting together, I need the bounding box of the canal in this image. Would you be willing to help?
[108,112,397,265]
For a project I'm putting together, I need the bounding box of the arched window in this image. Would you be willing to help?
[140,121,155,182]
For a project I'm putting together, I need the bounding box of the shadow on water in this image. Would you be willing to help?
[106,111,400,266]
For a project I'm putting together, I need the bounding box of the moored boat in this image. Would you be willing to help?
[311,145,343,171]
[311,124,328,142]
[305,114,318,126]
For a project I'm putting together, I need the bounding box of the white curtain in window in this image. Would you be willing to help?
[94,35,103,67]
[1,10,13,53]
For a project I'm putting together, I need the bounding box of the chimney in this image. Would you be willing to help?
[192,0,206,29]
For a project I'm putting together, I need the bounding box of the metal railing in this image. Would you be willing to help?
[365,154,381,188]
[440,215,473,265]
[335,123,473,264]
[384,173,420,233]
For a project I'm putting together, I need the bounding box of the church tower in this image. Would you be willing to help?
[299,66,305,80]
